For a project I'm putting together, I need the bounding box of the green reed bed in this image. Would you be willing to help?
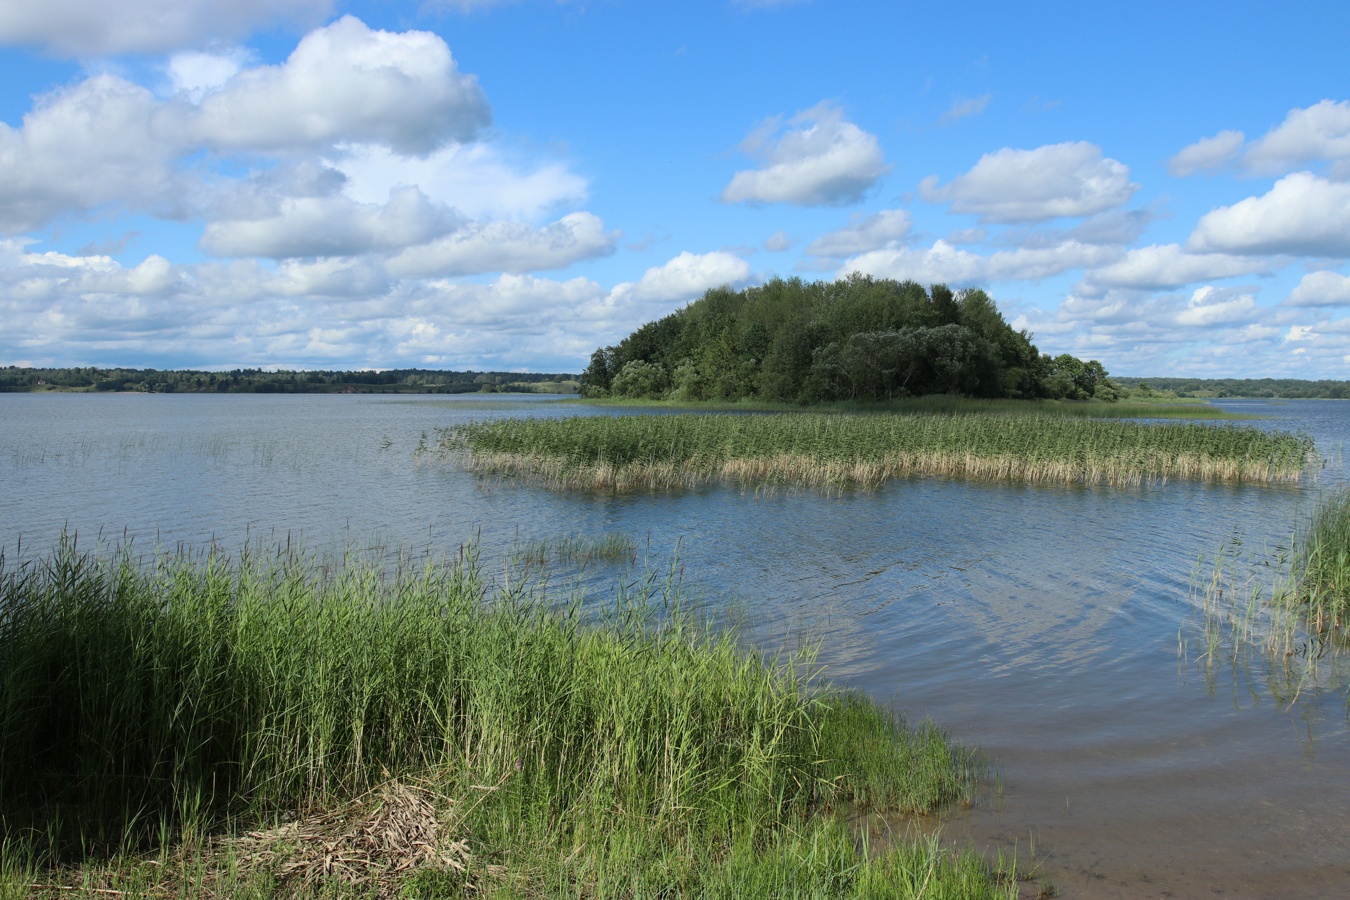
[0,538,1009,899]
[1295,488,1350,634]
[584,394,1248,420]
[438,412,1315,492]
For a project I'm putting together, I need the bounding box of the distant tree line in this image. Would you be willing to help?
[581,275,1119,403]
[0,367,580,394]
[1115,377,1350,400]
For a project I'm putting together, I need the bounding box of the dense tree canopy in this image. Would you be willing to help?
[581,275,1118,403]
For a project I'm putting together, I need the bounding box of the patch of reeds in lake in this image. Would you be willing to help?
[0,537,1012,898]
[1295,488,1350,634]
[1186,490,1350,713]
[437,412,1316,492]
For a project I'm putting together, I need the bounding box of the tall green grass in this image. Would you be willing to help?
[439,412,1315,491]
[0,537,1008,898]
[1295,488,1350,633]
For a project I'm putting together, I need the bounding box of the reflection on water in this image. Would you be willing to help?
[3,393,1349,897]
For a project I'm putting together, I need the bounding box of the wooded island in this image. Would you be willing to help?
[581,275,1118,403]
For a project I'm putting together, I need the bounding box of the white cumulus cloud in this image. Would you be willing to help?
[1009,285,1308,378]
[386,212,616,277]
[414,274,608,331]
[1187,172,1350,257]
[269,258,393,297]
[192,16,490,156]
[806,209,912,257]
[722,102,886,206]
[1081,244,1274,291]
[336,142,587,221]
[7,248,180,296]
[919,141,1137,222]
[0,74,185,234]
[0,17,507,234]
[0,0,333,56]
[610,251,752,304]
[202,186,457,258]
[841,239,1118,287]
[1175,285,1257,327]
[1245,99,1350,176]
[1285,271,1350,308]
[166,50,252,102]
[1168,130,1245,176]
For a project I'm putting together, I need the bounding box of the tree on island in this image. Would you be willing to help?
[581,274,1118,403]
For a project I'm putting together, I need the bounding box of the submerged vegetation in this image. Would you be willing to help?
[507,531,639,568]
[581,275,1120,404]
[0,538,1011,898]
[1187,488,1350,710]
[439,412,1317,492]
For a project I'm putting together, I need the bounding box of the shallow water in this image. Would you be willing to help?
[3,393,1349,897]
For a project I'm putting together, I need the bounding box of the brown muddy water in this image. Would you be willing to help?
[3,393,1348,898]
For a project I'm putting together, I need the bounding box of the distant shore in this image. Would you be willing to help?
[0,365,580,395]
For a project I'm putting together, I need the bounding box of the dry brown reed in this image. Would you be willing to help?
[231,779,483,898]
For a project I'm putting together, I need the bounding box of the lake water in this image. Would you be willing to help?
[3,393,1349,898]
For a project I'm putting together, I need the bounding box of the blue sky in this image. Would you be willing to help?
[2,0,1349,377]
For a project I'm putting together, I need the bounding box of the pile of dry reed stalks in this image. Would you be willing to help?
[232,779,488,898]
